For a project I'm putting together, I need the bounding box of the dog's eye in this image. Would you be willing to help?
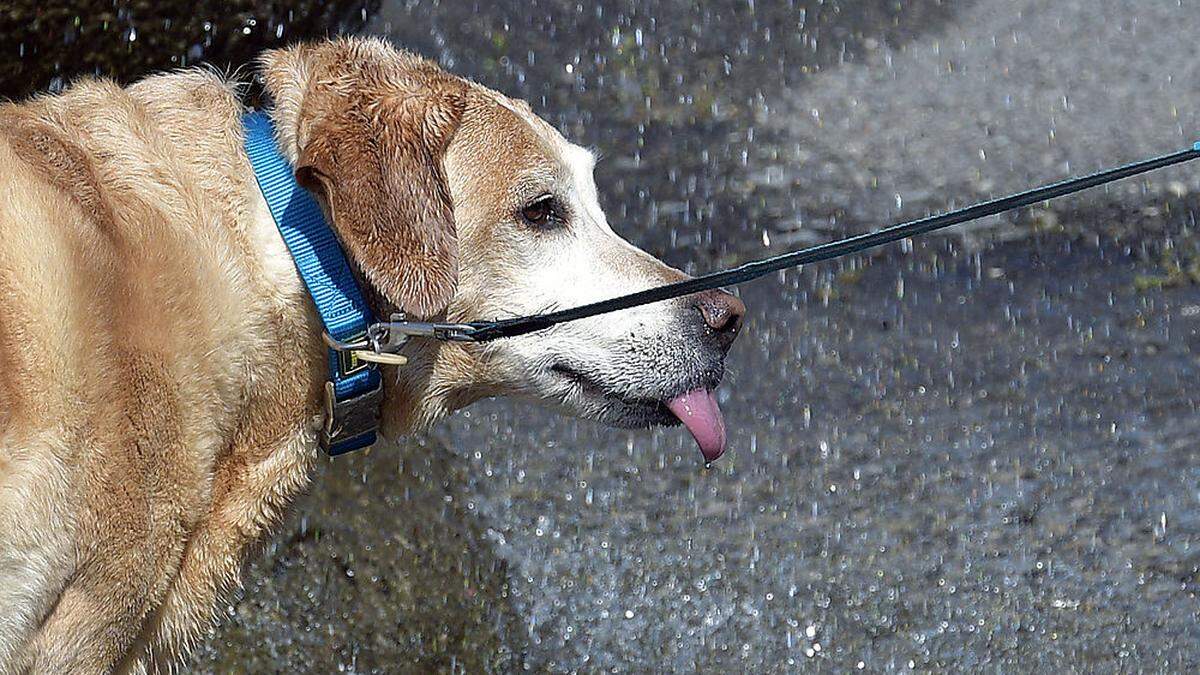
[520,195,561,228]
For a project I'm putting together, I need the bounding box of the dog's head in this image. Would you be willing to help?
[262,38,744,461]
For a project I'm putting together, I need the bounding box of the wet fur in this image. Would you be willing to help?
[0,38,468,673]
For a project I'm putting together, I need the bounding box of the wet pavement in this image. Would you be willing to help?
[17,0,1194,671]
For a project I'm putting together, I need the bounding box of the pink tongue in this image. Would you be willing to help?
[665,388,727,462]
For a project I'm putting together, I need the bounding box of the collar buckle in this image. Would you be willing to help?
[321,378,384,455]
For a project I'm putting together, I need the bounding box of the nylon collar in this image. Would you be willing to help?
[243,111,382,456]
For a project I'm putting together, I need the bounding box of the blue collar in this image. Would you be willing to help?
[243,111,382,456]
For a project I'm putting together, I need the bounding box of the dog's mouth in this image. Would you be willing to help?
[549,363,727,462]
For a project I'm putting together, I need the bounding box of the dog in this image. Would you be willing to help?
[0,36,744,672]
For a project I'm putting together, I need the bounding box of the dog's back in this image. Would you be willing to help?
[0,71,324,672]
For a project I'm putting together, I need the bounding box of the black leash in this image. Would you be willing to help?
[384,142,1200,344]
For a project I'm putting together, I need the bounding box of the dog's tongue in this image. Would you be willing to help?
[665,388,727,462]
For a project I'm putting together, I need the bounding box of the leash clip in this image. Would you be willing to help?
[380,316,479,342]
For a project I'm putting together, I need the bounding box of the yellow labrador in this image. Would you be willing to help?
[0,37,743,672]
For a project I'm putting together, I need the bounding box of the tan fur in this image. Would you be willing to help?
[0,62,327,672]
[0,37,740,672]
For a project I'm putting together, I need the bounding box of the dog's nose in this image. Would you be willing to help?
[693,289,745,350]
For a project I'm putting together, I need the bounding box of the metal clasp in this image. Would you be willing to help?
[321,314,478,370]
[379,315,479,342]
[322,322,409,367]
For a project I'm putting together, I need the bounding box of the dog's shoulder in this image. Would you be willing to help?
[0,66,305,448]
[0,70,248,242]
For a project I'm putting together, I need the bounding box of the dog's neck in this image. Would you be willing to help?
[376,340,479,438]
[256,73,473,443]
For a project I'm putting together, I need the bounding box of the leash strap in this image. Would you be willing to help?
[415,141,1200,342]
[243,111,383,455]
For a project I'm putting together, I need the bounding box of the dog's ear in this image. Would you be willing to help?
[262,41,463,318]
